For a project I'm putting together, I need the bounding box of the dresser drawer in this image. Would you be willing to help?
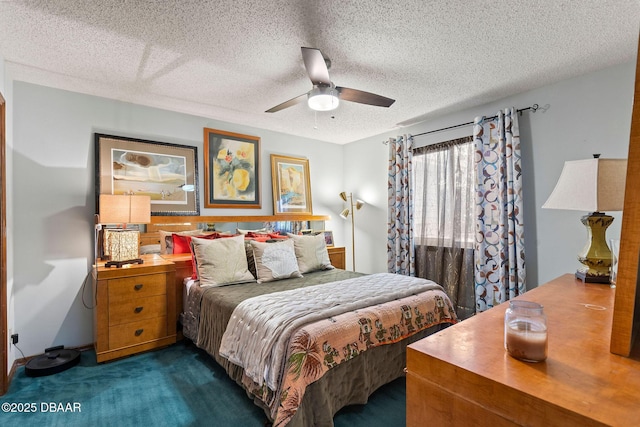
[109,317,167,349]
[108,273,166,301]
[108,294,167,326]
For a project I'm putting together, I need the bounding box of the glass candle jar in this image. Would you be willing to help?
[504,300,547,362]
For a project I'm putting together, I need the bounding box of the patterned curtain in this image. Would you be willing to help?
[387,135,415,276]
[473,108,526,311]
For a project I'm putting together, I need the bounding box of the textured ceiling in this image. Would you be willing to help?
[1,0,638,144]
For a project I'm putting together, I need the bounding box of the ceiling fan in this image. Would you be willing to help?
[265,47,395,113]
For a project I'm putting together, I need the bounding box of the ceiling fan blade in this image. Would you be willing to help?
[265,93,308,113]
[301,47,331,86]
[336,87,395,107]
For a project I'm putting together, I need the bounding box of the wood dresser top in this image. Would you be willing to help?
[408,274,640,425]
[94,254,175,278]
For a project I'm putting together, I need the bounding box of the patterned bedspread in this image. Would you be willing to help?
[182,270,457,426]
[220,273,446,391]
[244,283,456,426]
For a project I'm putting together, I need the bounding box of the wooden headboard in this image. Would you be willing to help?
[140,214,332,248]
[140,223,202,247]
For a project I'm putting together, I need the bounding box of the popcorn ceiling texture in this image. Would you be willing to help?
[0,0,638,144]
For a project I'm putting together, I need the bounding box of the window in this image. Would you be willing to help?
[413,137,475,249]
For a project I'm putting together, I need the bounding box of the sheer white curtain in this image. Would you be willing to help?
[414,137,476,320]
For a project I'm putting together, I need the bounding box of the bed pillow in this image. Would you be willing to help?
[172,232,227,254]
[287,233,334,273]
[244,241,257,279]
[171,233,223,279]
[191,235,255,287]
[158,229,203,254]
[250,239,302,284]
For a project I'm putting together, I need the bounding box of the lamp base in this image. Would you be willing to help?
[105,258,144,268]
[575,268,610,284]
[575,212,614,285]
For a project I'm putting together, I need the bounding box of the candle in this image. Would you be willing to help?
[505,320,547,362]
[504,300,548,362]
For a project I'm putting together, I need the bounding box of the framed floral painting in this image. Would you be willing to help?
[270,154,312,215]
[204,128,261,208]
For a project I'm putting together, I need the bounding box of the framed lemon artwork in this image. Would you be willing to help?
[204,128,261,209]
[270,154,312,215]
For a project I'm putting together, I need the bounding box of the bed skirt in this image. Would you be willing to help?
[216,324,447,426]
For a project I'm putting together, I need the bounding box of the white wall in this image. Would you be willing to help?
[346,61,636,287]
[1,53,17,374]
[11,82,346,357]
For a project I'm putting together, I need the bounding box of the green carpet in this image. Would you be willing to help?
[1,342,406,426]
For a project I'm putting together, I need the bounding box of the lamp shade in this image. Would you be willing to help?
[99,194,151,224]
[542,158,627,212]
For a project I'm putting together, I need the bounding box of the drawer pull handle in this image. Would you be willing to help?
[135,329,144,336]
[134,284,143,291]
[134,306,143,313]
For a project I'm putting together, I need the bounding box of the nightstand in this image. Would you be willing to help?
[94,254,176,362]
[327,246,346,270]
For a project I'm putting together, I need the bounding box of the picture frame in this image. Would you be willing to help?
[270,154,313,215]
[323,230,334,247]
[95,133,199,216]
[204,128,261,209]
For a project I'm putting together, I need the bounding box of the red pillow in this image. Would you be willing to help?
[268,232,288,239]
[172,234,193,254]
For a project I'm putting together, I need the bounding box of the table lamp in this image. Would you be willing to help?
[542,156,627,283]
[98,194,151,267]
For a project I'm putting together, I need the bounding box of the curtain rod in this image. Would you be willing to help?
[383,103,541,144]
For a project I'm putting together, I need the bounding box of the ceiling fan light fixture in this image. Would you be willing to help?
[308,86,339,111]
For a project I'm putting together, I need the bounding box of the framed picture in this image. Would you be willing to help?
[95,133,199,216]
[323,230,334,247]
[204,128,261,209]
[270,154,313,215]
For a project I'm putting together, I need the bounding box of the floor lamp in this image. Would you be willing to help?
[339,191,364,272]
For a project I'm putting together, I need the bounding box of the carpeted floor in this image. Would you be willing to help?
[1,342,406,426]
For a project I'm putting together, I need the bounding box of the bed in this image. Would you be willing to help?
[142,223,458,427]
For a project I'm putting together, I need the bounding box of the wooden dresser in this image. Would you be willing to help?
[406,274,640,426]
[94,254,176,362]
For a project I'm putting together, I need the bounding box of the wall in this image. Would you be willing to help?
[345,61,636,287]
[11,82,345,357]
[1,54,16,374]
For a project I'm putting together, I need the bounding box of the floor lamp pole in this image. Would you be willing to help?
[350,195,356,272]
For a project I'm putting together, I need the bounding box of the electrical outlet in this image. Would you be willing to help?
[11,334,18,345]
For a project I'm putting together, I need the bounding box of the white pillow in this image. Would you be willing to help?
[190,235,255,287]
[158,229,203,254]
[287,233,334,273]
[250,239,302,283]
